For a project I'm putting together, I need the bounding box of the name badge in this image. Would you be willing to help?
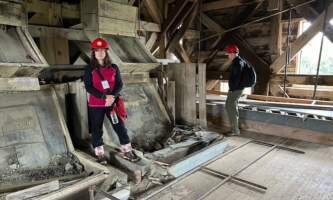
[101,80,110,89]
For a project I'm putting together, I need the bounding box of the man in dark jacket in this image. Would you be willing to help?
[224,44,245,136]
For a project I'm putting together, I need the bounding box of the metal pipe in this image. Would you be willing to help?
[201,167,267,191]
[141,140,253,199]
[198,0,317,43]
[198,141,285,200]
[284,9,292,97]
[251,140,305,154]
[313,0,329,99]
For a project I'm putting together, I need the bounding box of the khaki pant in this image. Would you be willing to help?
[225,89,243,134]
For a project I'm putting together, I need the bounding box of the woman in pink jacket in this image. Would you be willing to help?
[84,37,139,162]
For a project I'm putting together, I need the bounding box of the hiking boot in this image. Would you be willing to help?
[225,132,240,137]
[94,145,105,157]
[97,155,108,165]
[120,150,140,162]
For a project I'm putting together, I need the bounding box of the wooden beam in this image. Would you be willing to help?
[200,13,225,62]
[201,1,263,63]
[0,1,25,26]
[28,25,88,41]
[54,37,70,64]
[29,22,158,43]
[286,87,333,100]
[166,2,198,52]
[30,172,108,200]
[287,0,333,43]
[200,13,224,51]
[241,119,333,145]
[146,32,158,51]
[143,0,162,24]
[129,0,136,5]
[207,90,333,106]
[28,0,77,26]
[270,2,333,73]
[207,80,220,91]
[201,13,224,33]
[0,77,40,91]
[98,1,138,22]
[37,27,70,64]
[202,0,261,12]
[184,29,200,40]
[138,20,161,32]
[271,74,333,86]
[27,0,79,19]
[162,0,189,34]
[168,2,197,37]
[269,0,282,62]
[6,181,59,200]
[176,43,192,63]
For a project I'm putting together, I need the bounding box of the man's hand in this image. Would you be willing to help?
[105,95,115,107]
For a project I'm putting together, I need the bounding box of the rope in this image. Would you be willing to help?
[283,9,292,98]
[196,0,317,44]
[313,0,329,99]
[197,0,202,63]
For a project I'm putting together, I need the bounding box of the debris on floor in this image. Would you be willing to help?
[124,126,225,198]
[144,125,223,164]
[0,153,85,193]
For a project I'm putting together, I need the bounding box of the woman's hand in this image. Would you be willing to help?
[105,95,115,107]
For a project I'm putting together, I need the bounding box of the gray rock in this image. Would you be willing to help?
[65,163,73,172]
[9,164,19,170]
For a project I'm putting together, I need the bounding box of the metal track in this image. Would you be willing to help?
[143,139,304,199]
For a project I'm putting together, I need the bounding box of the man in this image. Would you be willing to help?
[224,44,245,136]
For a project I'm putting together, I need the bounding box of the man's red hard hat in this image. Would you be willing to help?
[224,44,239,53]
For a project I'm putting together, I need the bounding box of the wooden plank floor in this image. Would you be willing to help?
[148,132,333,200]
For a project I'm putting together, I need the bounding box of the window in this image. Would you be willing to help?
[298,21,333,75]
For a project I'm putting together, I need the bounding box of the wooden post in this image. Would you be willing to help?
[198,63,207,128]
[167,81,176,125]
[269,0,282,62]
[169,63,197,125]
[68,82,90,142]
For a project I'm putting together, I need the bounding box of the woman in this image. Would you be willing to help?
[84,37,139,162]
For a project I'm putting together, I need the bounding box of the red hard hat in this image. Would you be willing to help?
[91,37,109,49]
[224,44,239,53]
